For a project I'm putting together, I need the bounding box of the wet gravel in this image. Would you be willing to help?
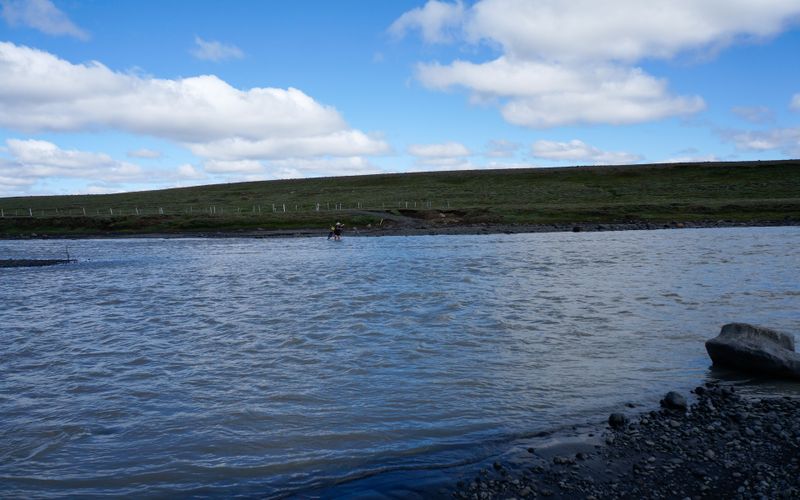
[451,382,800,499]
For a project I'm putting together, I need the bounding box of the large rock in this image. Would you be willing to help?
[705,323,800,379]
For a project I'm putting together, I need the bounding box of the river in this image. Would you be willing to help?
[1,227,799,497]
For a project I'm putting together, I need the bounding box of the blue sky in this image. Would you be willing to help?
[0,0,798,196]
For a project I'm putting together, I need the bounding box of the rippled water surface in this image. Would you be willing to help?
[2,227,799,497]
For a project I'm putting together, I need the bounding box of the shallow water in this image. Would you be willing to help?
[1,227,799,497]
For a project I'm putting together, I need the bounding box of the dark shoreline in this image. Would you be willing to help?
[446,383,800,500]
[2,219,798,240]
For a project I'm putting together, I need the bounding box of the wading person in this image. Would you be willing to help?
[328,222,344,240]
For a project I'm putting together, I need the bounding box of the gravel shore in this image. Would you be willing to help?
[451,382,800,499]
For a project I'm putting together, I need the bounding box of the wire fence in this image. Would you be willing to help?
[0,200,450,218]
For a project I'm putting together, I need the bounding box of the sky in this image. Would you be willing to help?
[0,0,799,197]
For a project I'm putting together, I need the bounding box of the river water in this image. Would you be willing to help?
[1,227,799,497]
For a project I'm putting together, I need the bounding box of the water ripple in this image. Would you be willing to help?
[1,228,799,497]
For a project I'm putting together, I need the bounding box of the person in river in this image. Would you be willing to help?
[328,222,344,240]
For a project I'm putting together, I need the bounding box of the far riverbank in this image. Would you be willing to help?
[1,218,798,240]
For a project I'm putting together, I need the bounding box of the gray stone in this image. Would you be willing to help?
[661,391,688,411]
[705,323,800,379]
[609,413,628,428]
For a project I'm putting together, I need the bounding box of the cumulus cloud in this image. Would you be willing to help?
[407,141,471,158]
[3,138,142,180]
[177,163,205,179]
[265,156,383,179]
[406,141,473,170]
[731,106,774,123]
[0,138,219,196]
[394,0,800,128]
[420,57,704,127]
[0,42,390,166]
[531,139,642,164]
[189,130,389,161]
[725,128,800,156]
[191,36,244,62]
[1,0,88,40]
[388,0,465,43]
[462,0,799,63]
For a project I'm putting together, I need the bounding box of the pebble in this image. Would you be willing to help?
[450,384,800,500]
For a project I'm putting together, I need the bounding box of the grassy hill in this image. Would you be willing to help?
[1,160,798,236]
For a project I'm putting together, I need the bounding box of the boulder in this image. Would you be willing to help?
[705,323,800,379]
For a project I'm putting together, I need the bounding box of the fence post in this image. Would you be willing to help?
[29,208,33,217]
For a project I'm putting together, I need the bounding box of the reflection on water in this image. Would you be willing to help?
[1,227,799,497]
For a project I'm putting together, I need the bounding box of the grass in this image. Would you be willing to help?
[1,159,798,236]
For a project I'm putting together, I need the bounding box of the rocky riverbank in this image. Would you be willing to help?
[451,383,800,499]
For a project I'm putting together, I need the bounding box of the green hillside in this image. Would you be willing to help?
[1,160,798,236]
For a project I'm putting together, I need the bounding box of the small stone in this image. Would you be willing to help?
[609,413,628,428]
[661,391,688,411]
[705,449,716,459]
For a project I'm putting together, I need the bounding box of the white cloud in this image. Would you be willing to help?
[388,0,465,43]
[177,163,205,179]
[531,139,642,164]
[0,170,34,194]
[726,128,800,156]
[191,36,244,62]
[731,106,774,123]
[394,0,800,128]
[791,93,800,111]
[407,141,471,158]
[0,42,389,167]
[1,0,88,40]
[661,154,721,163]
[265,156,383,179]
[462,0,800,63]
[419,57,704,127]
[188,130,389,160]
[3,139,143,180]
[406,141,474,171]
[128,148,162,159]
[0,138,217,196]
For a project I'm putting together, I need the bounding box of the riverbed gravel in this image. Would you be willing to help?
[451,382,800,499]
